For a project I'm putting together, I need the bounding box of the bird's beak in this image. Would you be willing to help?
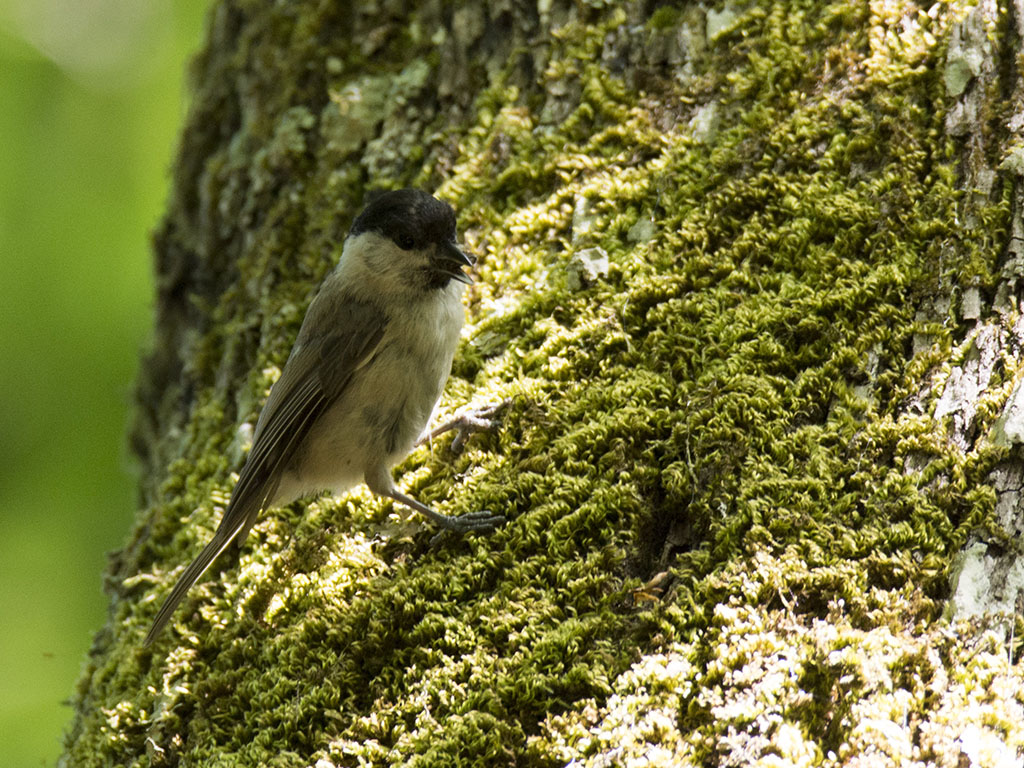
[436,241,475,284]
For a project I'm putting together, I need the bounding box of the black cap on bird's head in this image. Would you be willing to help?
[350,189,474,287]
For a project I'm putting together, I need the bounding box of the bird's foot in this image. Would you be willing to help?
[437,508,506,533]
[428,509,506,546]
[417,399,510,452]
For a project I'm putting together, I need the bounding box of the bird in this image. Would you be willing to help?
[144,188,505,645]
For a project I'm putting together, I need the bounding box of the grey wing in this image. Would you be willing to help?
[144,291,386,645]
[226,292,388,540]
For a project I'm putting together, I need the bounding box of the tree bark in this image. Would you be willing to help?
[63,1,1024,766]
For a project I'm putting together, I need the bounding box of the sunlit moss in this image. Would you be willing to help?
[531,592,1024,766]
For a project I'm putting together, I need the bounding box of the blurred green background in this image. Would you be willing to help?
[0,0,210,763]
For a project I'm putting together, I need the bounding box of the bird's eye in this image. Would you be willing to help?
[396,234,416,250]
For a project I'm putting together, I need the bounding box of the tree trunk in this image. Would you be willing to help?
[62,1,1024,765]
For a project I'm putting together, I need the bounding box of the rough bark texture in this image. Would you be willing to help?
[63,1,1024,766]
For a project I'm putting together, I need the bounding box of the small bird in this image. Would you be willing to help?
[144,189,504,645]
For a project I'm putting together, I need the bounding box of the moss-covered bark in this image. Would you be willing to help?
[63,1,1024,766]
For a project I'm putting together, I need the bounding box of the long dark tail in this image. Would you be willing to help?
[143,515,251,646]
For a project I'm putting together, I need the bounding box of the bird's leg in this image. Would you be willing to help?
[417,399,510,453]
[364,466,505,535]
[368,401,510,537]
[377,486,506,534]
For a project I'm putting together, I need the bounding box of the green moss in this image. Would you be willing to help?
[648,6,682,31]
[530,595,1024,765]
[63,0,1021,766]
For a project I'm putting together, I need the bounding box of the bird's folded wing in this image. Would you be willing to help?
[227,295,388,536]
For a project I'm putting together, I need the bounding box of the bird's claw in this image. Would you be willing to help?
[428,509,506,547]
[418,399,510,452]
